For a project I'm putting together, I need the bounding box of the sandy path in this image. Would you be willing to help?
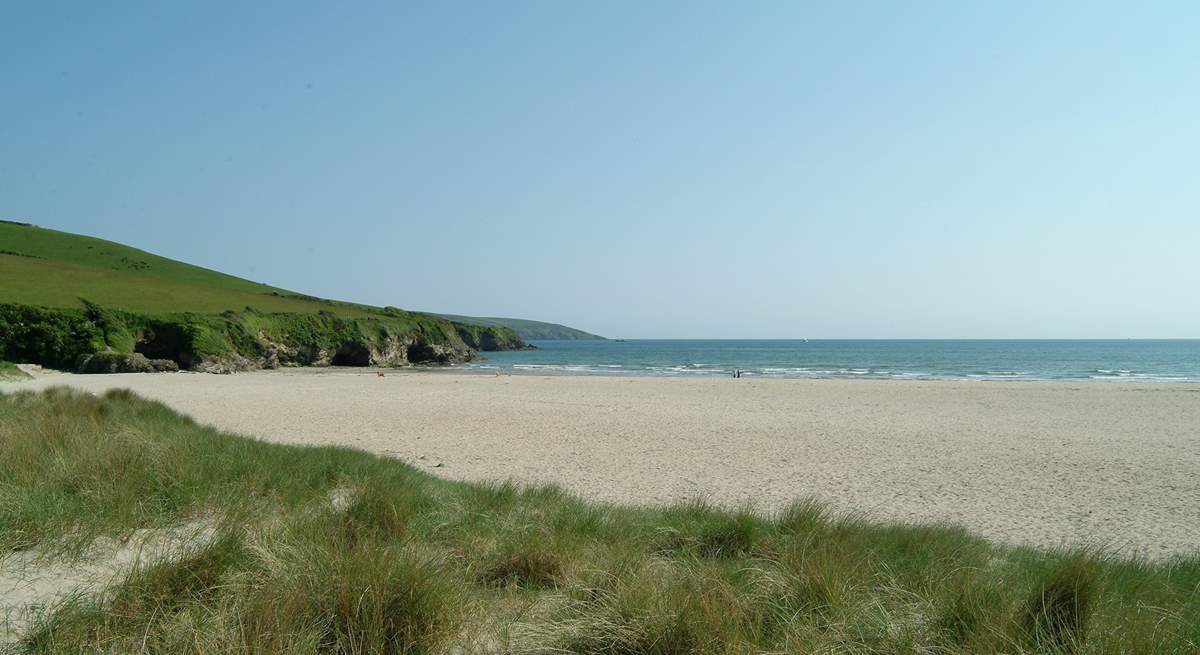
[8,369,1200,557]
[0,519,215,645]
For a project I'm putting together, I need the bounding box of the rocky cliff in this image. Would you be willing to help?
[0,302,530,374]
[453,323,535,352]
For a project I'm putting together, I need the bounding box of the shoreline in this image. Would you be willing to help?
[449,364,1200,384]
[471,337,1200,383]
[7,368,1200,557]
[11,362,1200,384]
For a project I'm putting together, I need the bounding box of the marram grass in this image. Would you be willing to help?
[1,388,1198,653]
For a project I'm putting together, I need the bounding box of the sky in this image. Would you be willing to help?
[2,1,1198,338]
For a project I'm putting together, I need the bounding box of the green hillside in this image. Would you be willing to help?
[0,222,529,371]
[0,221,286,297]
[0,222,376,317]
[438,314,605,340]
[0,253,380,318]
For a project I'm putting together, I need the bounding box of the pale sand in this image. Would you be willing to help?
[8,369,1200,557]
[1,518,215,644]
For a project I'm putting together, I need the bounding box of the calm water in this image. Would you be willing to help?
[462,340,1200,382]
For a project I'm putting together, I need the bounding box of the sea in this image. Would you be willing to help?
[461,339,1200,383]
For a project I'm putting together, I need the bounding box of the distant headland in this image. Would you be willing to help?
[0,222,595,373]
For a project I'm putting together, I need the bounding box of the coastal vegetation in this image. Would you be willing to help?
[0,223,530,372]
[0,301,524,373]
[3,387,1196,653]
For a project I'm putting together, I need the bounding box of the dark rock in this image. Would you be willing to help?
[192,353,257,374]
[148,358,179,372]
[76,352,179,374]
[407,340,467,365]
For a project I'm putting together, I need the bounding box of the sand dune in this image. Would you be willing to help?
[9,369,1200,557]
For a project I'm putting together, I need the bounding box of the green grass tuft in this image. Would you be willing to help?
[1022,553,1099,653]
[654,500,764,558]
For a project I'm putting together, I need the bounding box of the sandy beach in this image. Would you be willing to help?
[8,369,1200,557]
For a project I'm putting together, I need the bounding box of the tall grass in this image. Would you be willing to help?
[2,387,1198,653]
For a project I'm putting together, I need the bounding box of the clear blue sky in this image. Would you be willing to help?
[3,2,1197,338]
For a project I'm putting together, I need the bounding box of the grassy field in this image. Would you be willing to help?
[2,388,1197,653]
[0,222,285,297]
[0,255,382,318]
[0,223,387,318]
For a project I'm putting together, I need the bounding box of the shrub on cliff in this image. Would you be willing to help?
[454,323,528,351]
[0,304,104,369]
[0,302,490,372]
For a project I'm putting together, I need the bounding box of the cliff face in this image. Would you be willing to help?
[0,302,522,373]
[452,323,533,352]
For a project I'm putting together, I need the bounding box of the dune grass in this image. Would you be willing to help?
[2,388,1198,653]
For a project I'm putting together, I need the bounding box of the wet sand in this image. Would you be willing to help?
[9,369,1200,557]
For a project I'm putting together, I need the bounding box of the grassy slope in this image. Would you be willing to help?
[438,313,606,340]
[2,388,1197,653]
[0,223,374,317]
[0,223,284,296]
[0,255,379,318]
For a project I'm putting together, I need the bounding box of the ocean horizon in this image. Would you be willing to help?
[463,338,1200,382]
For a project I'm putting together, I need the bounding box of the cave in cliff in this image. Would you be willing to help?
[133,324,189,366]
[331,342,371,366]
